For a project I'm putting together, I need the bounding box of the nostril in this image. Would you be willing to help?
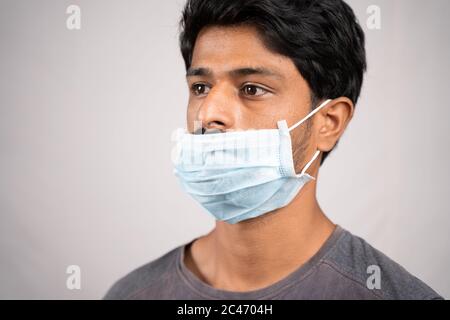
[193,127,221,135]
[194,127,206,135]
[198,121,225,134]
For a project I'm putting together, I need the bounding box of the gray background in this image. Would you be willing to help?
[0,0,449,299]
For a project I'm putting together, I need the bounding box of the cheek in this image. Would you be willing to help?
[186,102,199,132]
[263,99,301,127]
[283,94,311,124]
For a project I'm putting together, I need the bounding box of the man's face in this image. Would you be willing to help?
[186,25,318,171]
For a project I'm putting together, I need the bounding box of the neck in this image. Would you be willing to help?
[185,178,336,292]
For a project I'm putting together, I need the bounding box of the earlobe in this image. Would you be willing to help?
[316,97,354,152]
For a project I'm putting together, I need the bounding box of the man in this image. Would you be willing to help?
[105,0,442,299]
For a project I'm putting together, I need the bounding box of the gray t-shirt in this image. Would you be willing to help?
[104,226,443,300]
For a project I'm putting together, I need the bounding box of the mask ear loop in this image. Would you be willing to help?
[298,150,321,179]
[288,99,332,133]
[287,99,331,179]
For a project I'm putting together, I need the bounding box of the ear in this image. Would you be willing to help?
[315,97,354,153]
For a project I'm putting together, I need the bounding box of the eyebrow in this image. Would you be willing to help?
[186,67,284,79]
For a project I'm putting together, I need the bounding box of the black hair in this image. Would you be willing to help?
[179,0,367,164]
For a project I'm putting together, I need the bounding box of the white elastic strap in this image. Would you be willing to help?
[288,99,332,132]
[300,150,321,177]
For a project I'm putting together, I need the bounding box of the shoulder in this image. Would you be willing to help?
[103,245,182,300]
[323,227,443,300]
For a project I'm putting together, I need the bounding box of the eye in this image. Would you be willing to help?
[241,84,269,97]
[191,83,211,96]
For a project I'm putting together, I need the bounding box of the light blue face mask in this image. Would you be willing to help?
[172,99,332,224]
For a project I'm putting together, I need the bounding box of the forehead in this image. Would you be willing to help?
[191,25,298,76]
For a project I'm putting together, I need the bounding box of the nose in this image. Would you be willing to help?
[196,83,236,133]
